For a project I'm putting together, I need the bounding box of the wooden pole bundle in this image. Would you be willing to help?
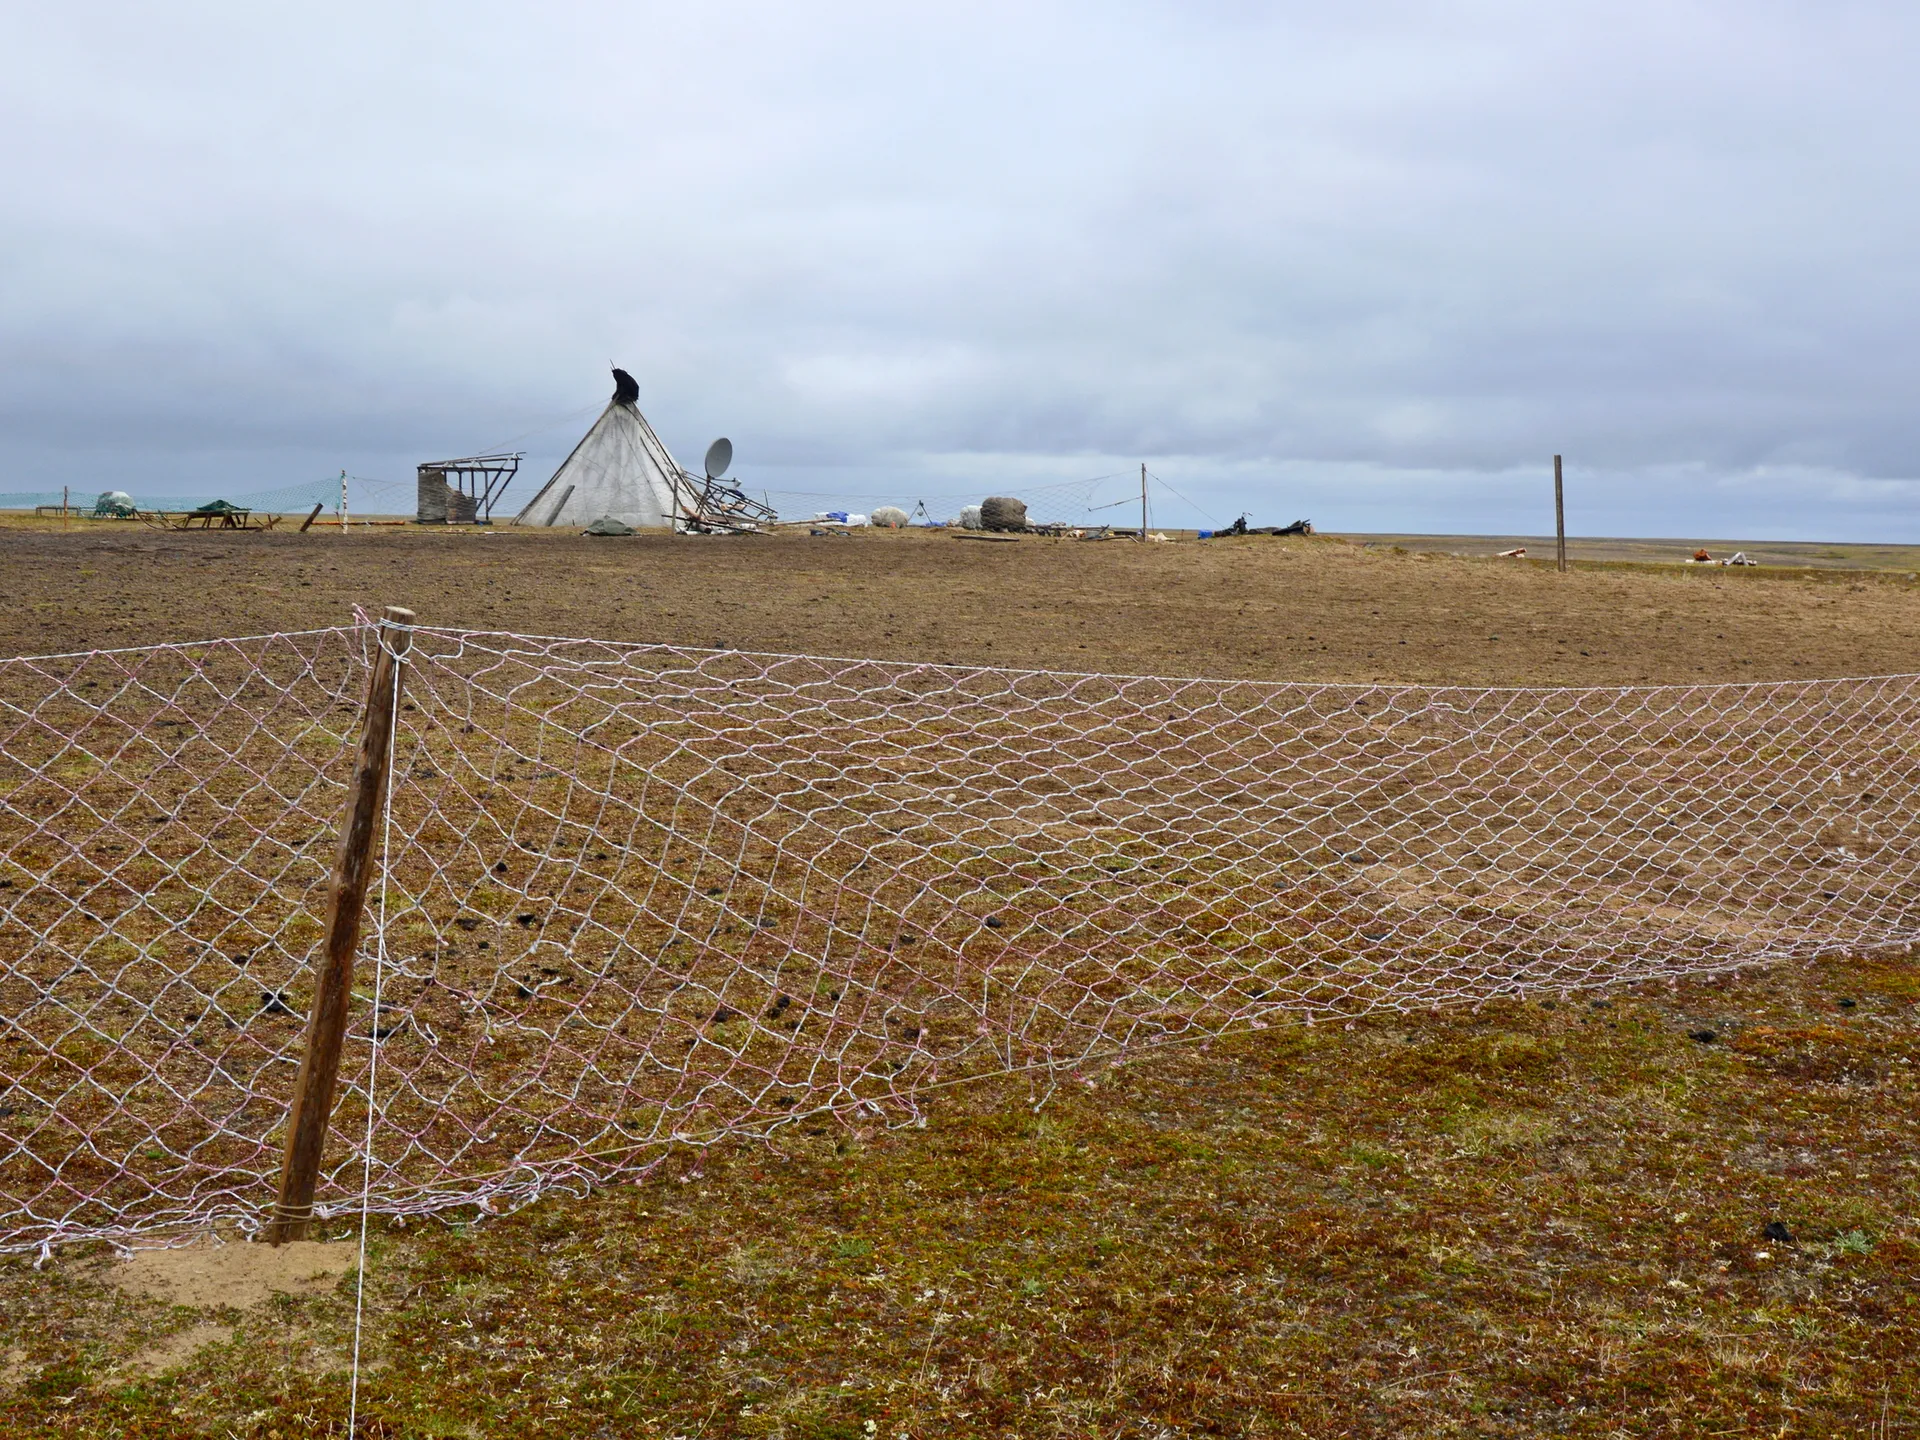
[267,605,414,1245]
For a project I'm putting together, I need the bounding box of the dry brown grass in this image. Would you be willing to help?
[8,520,1920,686]
[1,526,1917,1436]
[4,956,1916,1436]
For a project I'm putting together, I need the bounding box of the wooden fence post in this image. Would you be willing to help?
[1554,455,1567,573]
[267,605,415,1245]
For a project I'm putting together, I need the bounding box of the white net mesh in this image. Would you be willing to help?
[4,618,1918,1253]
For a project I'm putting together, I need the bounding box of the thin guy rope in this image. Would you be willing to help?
[349,619,406,1432]
[1145,468,1220,528]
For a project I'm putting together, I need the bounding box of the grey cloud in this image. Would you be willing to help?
[5,2,1920,538]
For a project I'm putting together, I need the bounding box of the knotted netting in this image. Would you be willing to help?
[3,618,1918,1253]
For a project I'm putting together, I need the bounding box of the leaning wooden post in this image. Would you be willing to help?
[267,605,415,1245]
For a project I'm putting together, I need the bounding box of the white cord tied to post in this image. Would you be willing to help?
[349,605,411,1436]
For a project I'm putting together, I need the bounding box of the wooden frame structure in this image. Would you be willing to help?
[416,454,522,524]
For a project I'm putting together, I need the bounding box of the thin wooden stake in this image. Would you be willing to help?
[267,605,414,1244]
[300,502,325,533]
[1554,454,1567,573]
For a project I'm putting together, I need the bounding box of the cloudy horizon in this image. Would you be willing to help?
[6,2,1919,540]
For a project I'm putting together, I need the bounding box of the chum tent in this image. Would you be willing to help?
[514,369,687,530]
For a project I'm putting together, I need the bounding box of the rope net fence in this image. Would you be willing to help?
[3,618,1918,1254]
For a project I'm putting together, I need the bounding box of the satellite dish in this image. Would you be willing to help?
[703,437,733,479]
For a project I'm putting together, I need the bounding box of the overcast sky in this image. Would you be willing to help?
[5,2,1919,537]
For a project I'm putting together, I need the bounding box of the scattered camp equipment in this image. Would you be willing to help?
[142,499,279,532]
[680,431,774,534]
[1197,517,1313,539]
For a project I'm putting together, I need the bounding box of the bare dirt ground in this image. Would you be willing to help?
[3,516,1919,1437]
[6,519,1920,683]
[1346,531,1920,572]
[94,1241,356,1312]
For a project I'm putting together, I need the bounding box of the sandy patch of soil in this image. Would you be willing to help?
[119,1323,234,1375]
[94,1239,357,1309]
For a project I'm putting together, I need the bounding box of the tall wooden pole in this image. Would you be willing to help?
[1553,454,1566,573]
[267,605,414,1244]
[1140,462,1148,542]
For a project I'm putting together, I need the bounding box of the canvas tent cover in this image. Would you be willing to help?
[515,369,686,530]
